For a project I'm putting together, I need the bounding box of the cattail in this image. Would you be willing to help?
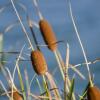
[39,20,57,51]
[12,91,23,100]
[9,89,23,100]
[31,50,48,75]
[87,86,100,100]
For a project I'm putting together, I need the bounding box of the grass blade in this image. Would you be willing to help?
[68,78,75,100]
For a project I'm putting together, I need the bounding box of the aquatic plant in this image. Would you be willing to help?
[0,0,100,100]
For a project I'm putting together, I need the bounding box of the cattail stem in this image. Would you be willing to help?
[54,49,76,100]
[54,50,70,94]
[68,0,93,87]
[45,72,61,100]
[54,50,64,79]
[42,75,52,100]
[32,0,43,20]
[64,44,69,100]
[29,25,40,50]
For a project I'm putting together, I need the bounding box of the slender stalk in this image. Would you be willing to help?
[29,92,56,99]
[64,44,69,100]
[54,50,64,78]
[36,78,43,94]
[54,49,76,100]
[0,64,13,88]
[70,58,100,68]
[24,69,31,100]
[12,45,26,100]
[16,65,26,100]
[28,22,40,50]
[0,65,17,99]
[4,67,15,100]
[54,50,69,92]
[29,74,36,89]
[68,0,93,86]
[10,0,34,50]
[42,75,52,100]
[32,0,43,20]
[0,80,11,99]
[45,72,61,100]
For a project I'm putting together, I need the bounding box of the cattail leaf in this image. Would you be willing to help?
[79,82,90,100]
[67,78,75,100]
[42,76,50,98]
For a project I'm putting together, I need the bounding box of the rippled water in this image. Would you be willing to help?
[0,0,100,99]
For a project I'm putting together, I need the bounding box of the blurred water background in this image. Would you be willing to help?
[0,0,100,99]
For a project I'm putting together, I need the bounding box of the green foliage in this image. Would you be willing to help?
[67,78,75,100]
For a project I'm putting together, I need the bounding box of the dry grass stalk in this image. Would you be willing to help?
[45,72,61,100]
[31,50,48,75]
[10,0,34,50]
[68,0,93,87]
[39,20,57,51]
[87,86,100,100]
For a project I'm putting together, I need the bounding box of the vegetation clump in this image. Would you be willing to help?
[0,0,100,100]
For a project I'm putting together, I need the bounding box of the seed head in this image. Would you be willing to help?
[39,20,57,51]
[9,89,23,100]
[87,86,100,100]
[31,50,48,75]
[13,91,23,100]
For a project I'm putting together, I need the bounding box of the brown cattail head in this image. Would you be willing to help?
[39,20,57,51]
[12,91,23,100]
[9,89,23,100]
[31,50,48,75]
[87,86,100,100]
